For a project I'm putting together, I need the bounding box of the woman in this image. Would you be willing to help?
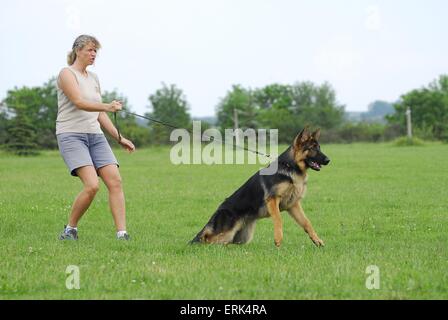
[56,35,135,240]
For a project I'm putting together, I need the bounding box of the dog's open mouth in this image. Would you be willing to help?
[306,160,321,171]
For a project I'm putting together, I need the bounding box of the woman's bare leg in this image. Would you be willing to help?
[97,164,126,232]
[67,165,100,227]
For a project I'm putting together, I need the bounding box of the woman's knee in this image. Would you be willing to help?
[76,166,100,196]
[107,176,122,191]
[84,181,100,196]
[98,165,123,191]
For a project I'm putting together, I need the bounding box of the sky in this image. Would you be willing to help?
[1,0,447,117]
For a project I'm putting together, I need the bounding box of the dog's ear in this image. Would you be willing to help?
[312,128,321,140]
[294,126,310,147]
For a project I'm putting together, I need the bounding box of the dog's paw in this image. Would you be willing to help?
[274,231,283,247]
[311,237,325,247]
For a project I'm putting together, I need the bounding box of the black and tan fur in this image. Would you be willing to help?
[190,127,330,247]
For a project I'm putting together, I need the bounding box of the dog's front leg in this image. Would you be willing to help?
[266,197,283,247]
[288,201,325,247]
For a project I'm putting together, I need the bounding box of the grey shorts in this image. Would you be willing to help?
[57,133,119,176]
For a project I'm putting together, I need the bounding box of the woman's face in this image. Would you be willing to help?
[76,42,98,65]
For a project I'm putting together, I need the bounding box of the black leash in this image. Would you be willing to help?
[113,110,272,159]
[113,112,122,143]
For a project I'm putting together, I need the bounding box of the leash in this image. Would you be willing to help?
[112,110,272,159]
[113,112,122,143]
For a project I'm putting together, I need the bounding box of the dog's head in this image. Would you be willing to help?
[292,127,330,172]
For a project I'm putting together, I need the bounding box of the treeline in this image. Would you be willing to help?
[1,75,447,155]
[0,80,193,154]
[386,75,448,141]
[216,82,345,143]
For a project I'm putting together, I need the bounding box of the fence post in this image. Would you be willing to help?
[406,107,412,140]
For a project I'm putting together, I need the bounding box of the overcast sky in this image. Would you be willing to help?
[1,0,447,117]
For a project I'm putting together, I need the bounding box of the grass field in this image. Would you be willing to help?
[0,142,447,299]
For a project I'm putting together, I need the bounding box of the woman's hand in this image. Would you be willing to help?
[107,100,122,112]
[119,137,136,153]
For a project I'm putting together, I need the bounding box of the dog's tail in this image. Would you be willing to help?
[189,226,209,244]
[189,232,202,244]
[189,208,236,244]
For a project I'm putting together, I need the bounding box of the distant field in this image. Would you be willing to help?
[0,143,447,299]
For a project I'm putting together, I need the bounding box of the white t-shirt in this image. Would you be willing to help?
[56,66,103,134]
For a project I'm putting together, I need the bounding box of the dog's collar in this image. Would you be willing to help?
[279,160,302,174]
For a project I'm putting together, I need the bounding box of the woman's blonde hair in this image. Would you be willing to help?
[67,35,101,65]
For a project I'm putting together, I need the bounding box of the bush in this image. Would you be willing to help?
[320,122,394,143]
[393,136,425,147]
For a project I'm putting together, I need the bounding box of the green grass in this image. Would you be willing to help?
[0,143,447,299]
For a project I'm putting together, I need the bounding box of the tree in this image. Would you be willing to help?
[3,104,39,156]
[290,81,345,130]
[360,101,395,123]
[254,82,345,143]
[216,85,258,131]
[0,102,9,146]
[253,84,298,143]
[366,100,395,117]
[147,83,191,144]
[253,84,294,110]
[215,82,345,144]
[37,77,59,148]
[2,78,58,150]
[256,106,300,143]
[387,75,448,140]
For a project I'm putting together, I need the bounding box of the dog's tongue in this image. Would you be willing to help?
[312,162,321,169]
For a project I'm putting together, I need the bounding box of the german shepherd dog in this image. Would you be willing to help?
[190,127,330,247]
